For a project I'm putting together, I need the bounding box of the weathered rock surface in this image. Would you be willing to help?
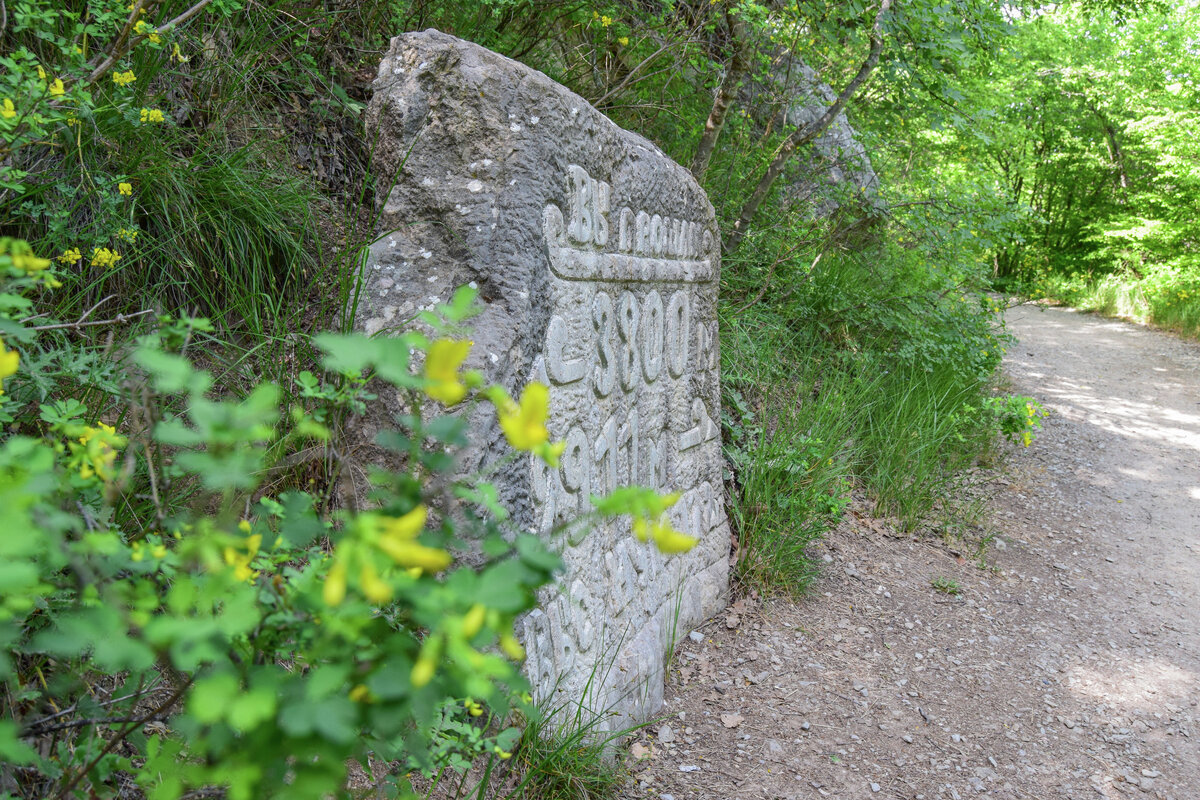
[746,52,879,217]
[359,30,730,726]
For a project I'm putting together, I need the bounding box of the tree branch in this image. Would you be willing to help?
[726,0,892,253]
[22,295,156,332]
[690,9,750,182]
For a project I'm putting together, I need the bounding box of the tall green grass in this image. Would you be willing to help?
[1037,271,1200,338]
[721,226,1003,594]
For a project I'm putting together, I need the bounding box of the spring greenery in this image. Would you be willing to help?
[0,0,1132,795]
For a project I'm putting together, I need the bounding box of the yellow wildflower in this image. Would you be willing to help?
[171,43,189,63]
[118,182,132,196]
[0,338,19,394]
[600,14,612,26]
[76,422,126,481]
[423,339,471,405]
[49,79,65,97]
[12,250,51,273]
[90,247,122,269]
[223,533,262,582]
[58,248,82,265]
[461,603,486,638]
[1,99,15,119]
[135,20,162,44]
[388,505,427,537]
[359,561,393,604]
[152,543,168,558]
[499,632,525,661]
[632,513,696,553]
[37,66,46,81]
[369,506,450,574]
[496,382,550,451]
[378,538,452,572]
[117,228,139,243]
[464,699,484,717]
[139,107,165,123]
[349,684,372,703]
[537,439,566,467]
[112,71,136,87]
[323,559,347,606]
[618,36,629,45]
[648,517,697,553]
[131,541,145,562]
[411,655,436,688]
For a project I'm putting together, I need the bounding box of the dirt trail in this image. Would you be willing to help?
[624,306,1200,799]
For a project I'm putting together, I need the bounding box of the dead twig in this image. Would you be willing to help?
[27,307,156,333]
[55,674,193,800]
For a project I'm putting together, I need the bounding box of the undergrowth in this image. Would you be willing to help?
[1030,270,1200,339]
[720,213,1025,594]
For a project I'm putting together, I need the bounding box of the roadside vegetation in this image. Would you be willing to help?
[0,0,1150,797]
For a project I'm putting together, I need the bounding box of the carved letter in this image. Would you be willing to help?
[594,415,619,495]
[560,426,591,543]
[595,178,611,247]
[680,397,718,451]
[646,435,667,491]
[618,408,640,487]
[618,207,634,252]
[641,290,664,383]
[617,291,639,393]
[592,292,616,397]
[635,211,651,255]
[568,165,594,245]
[666,290,690,378]
[695,319,719,372]
[529,454,558,535]
[547,314,587,385]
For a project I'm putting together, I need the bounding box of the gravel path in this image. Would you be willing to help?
[624,305,1200,799]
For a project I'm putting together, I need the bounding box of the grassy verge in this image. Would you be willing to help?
[721,223,1008,594]
[1032,271,1200,338]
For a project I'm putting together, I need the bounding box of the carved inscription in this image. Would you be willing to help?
[531,165,724,673]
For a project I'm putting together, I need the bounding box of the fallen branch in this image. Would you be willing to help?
[23,295,156,332]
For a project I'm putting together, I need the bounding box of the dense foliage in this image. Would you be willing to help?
[0,0,1100,796]
[893,3,1200,333]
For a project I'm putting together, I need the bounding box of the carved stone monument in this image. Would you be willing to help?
[359,30,729,725]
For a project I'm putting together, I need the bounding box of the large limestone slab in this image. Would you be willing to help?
[359,30,729,726]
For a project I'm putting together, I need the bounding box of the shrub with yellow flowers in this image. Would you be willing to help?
[985,394,1049,448]
[1,247,693,799]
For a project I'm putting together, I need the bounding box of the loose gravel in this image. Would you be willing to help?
[623,305,1200,799]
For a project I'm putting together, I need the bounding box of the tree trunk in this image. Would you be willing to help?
[725,0,892,253]
[690,10,749,183]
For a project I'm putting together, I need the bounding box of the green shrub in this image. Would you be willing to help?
[0,240,693,798]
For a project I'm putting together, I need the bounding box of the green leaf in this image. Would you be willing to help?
[453,483,508,521]
[314,333,379,374]
[0,720,36,764]
[278,694,356,743]
[474,561,536,612]
[514,535,562,575]
[189,672,241,724]
[135,348,212,395]
[227,686,278,733]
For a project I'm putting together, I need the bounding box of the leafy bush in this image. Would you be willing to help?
[985,394,1047,448]
[0,239,692,798]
